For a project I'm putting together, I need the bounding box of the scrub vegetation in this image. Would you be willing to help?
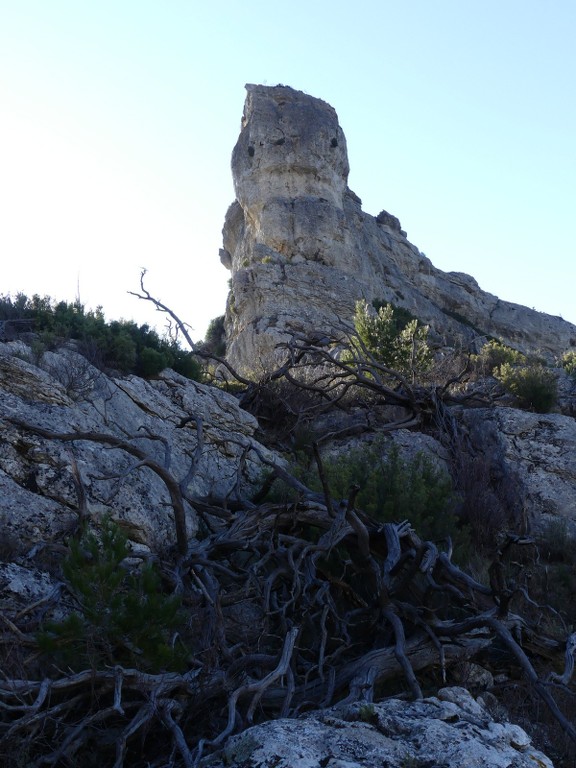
[0,292,201,380]
[2,288,576,766]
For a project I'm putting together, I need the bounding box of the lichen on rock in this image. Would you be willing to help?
[205,687,553,768]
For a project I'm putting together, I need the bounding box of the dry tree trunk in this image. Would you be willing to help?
[2,328,574,765]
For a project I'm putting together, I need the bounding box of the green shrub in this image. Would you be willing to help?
[295,441,469,558]
[473,340,526,376]
[138,346,170,377]
[0,293,202,381]
[105,323,138,372]
[37,519,188,672]
[560,350,576,379]
[526,520,576,628]
[202,314,226,357]
[171,350,203,380]
[495,362,558,413]
[353,300,432,382]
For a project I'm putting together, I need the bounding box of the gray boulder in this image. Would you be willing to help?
[204,687,553,768]
[461,404,576,535]
[0,342,279,552]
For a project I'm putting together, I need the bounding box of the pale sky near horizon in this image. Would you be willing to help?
[1,1,575,342]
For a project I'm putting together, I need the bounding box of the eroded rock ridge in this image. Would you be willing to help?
[221,84,576,373]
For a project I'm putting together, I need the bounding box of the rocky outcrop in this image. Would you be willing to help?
[461,404,576,534]
[205,687,553,768]
[2,87,575,767]
[221,84,576,374]
[0,342,278,552]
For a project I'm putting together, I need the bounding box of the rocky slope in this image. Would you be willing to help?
[0,341,277,555]
[221,84,576,374]
[3,86,576,766]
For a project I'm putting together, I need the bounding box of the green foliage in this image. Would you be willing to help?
[356,703,377,723]
[353,300,432,382]
[473,340,558,412]
[495,362,558,413]
[202,314,226,357]
[298,441,468,557]
[37,519,188,672]
[0,292,202,380]
[171,349,203,380]
[526,520,576,629]
[371,298,416,329]
[473,339,526,376]
[138,346,170,378]
[560,350,576,379]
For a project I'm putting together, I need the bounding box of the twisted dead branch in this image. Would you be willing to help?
[5,417,196,555]
[2,330,575,765]
[2,480,575,764]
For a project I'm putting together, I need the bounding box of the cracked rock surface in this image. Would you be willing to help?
[461,405,576,532]
[203,687,553,768]
[0,342,279,552]
[222,84,576,374]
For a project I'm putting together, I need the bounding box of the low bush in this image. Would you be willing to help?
[473,339,526,376]
[495,362,558,413]
[289,440,471,559]
[560,350,576,379]
[37,519,188,673]
[0,293,202,380]
[353,300,432,382]
[201,314,226,357]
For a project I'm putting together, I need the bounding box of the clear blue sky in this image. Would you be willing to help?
[1,0,575,340]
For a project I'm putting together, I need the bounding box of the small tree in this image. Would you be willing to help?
[203,315,226,357]
[37,519,187,672]
[353,300,432,382]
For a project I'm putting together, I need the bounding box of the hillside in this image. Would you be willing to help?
[1,85,576,766]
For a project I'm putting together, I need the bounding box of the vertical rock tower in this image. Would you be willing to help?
[220,83,363,374]
[220,84,576,374]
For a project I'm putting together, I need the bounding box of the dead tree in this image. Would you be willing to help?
[2,450,576,765]
[2,332,575,766]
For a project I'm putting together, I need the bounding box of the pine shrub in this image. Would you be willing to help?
[560,350,576,379]
[296,441,470,559]
[37,519,188,672]
[353,300,432,382]
[473,339,526,376]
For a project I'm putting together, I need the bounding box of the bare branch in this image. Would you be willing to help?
[128,269,197,351]
[6,418,190,555]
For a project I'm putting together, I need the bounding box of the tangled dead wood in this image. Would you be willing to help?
[2,480,576,765]
[2,330,576,766]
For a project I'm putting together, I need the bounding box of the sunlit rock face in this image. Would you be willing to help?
[221,84,576,375]
[232,83,349,215]
[0,342,279,552]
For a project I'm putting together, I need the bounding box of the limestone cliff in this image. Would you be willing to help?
[221,84,576,373]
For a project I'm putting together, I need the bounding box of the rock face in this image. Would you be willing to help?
[221,84,576,374]
[0,342,278,553]
[461,404,576,533]
[204,687,553,768]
